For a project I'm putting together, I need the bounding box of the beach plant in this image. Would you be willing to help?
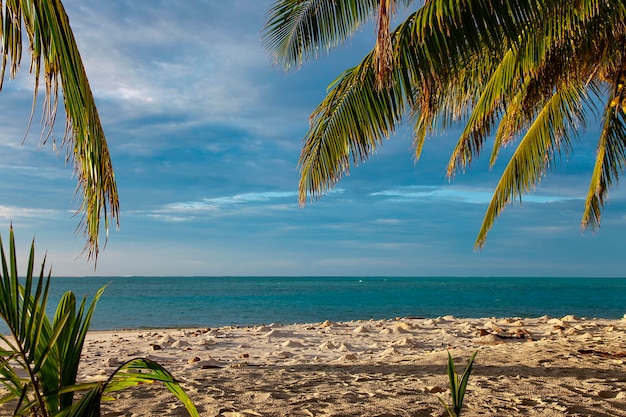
[438,351,477,417]
[263,0,626,248]
[0,227,199,416]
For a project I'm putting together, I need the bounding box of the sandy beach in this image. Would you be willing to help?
[36,316,626,416]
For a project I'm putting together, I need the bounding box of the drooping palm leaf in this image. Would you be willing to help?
[263,0,380,71]
[298,51,410,204]
[582,98,626,230]
[447,48,520,176]
[475,79,589,248]
[286,0,547,203]
[0,0,119,260]
[265,0,626,247]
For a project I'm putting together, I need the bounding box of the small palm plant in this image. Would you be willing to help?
[0,227,199,416]
[438,351,477,417]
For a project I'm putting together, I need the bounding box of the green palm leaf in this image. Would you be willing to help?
[1,0,119,260]
[299,53,409,204]
[0,227,53,416]
[263,0,383,70]
[0,228,199,416]
[582,100,626,230]
[476,80,589,248]
[58,358,200,417]
[447,49,516,176]
[266,0,626,247]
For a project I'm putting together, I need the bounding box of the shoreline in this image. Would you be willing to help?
[87,313,626,333]
[75,315,626,416]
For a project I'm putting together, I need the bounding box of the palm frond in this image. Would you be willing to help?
[0,227,52,416]
[582,98,626,230]
[262,0,381,70]
[54,285,106,410]
[59,358,200,417]
[447,48,520,176]
[274,0,626,247]
[298,50,409,205]
[475,80,588,248]
[0,0,119,261]
[0,229,199,416]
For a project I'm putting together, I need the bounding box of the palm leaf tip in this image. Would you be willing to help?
[98,358,199,416]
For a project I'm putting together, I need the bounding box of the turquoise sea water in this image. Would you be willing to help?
[32,276,626,330]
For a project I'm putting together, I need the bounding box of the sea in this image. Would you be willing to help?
[26,276,626,331]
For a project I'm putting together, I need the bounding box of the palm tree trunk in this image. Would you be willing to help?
[375,0,394,90]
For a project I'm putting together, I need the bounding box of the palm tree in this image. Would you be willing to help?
[262,0,626,248]
[1,0,119,260]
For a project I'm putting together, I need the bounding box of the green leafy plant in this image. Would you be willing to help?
[438,351,477,417]
[0,227,199,416]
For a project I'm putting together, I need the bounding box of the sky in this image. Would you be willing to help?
[0,1,624,277]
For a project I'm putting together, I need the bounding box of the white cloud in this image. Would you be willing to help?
[370,218,403,225]
[371,185,572,204]
[0,205,59,220]
[135,190,299,222]
[69,1,273,125]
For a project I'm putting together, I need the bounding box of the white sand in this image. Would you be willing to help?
[8,315,626,416]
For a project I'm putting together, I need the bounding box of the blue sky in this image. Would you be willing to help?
[0,1,624,277]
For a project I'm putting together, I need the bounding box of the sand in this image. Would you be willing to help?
[8,315,626,416]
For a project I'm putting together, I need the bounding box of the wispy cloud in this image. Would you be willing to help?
[0,205,59,220]
[169,191,298,209]
[370,218,404,225]
[71,1,274,126]
[138,191,299,222]
[0,161,69,181]
[371,185,573,204]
